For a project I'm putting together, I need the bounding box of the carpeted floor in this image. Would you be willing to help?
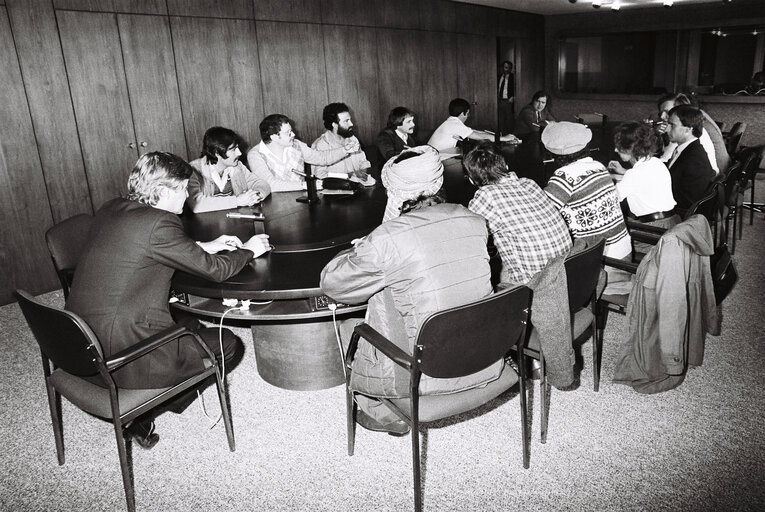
[2,193,764,511]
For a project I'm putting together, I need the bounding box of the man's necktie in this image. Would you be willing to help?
[499,77,506,98]
[669,146,679,167]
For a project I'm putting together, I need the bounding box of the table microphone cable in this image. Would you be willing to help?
[328,302,347,380]
[197,306,239,429]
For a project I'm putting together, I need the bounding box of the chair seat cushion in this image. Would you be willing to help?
[390,363,519,422]
[49,369,170,419]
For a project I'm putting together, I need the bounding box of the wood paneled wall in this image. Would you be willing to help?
[0,0,543,304]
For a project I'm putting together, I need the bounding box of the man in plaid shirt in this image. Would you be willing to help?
[464,142,572,284]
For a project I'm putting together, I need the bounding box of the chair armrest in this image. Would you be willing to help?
[630,231,662,245]
[626,218,667,235]
[105,325,191,371]
[603,256,638,274]
[353,323,413,370]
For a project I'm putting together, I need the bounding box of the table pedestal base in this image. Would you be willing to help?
[252,316,359,391]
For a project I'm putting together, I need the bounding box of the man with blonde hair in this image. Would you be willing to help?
[67,152,271,449]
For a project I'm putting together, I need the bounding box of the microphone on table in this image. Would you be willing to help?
[295,164,321,205]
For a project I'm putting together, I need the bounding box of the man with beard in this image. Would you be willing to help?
[311,102,375,185]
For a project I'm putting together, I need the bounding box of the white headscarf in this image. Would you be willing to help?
[381,145,444,222]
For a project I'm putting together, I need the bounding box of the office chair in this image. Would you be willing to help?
[738,144,765,225]
[719,160,744,253]
[344,285,532,512]
[15,290,235,512]
[45,213,94,298]
[522,240,605,445]
[724,121,746,156]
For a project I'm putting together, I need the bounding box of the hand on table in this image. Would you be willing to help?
[242,234,271,259]
[197,235,244,254]
[500,133,520,144]
[236,190,263,207]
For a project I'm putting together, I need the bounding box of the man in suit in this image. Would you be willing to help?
[665,105,716,210]
[498,60,515,135]
[66,152,271,448]
[655,92,728,174]
[375,106,418,161]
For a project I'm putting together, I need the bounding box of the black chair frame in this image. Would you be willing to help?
[44,213,94,298]
[521,239,604,445]
[344,285,532,512]
[16,290,235,512]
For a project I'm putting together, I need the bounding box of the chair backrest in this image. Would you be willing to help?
[414,285,531,379]
[722,160,744,205]
[45,213,94,296]
[725,122,746,155]
[685,177,724,223]
[15,290,103,377]
[737,144,765,185]
[564,239,605,313]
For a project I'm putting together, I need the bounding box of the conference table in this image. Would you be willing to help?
[171,185,387,391]
[170,159,479,391]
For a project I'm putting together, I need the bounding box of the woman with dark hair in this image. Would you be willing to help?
[609,121,679,229]
[514,90,556,139]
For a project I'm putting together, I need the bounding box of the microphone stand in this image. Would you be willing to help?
[296,163,321,205]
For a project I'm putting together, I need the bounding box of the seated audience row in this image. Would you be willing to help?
[61,84,733,446]
[187,105,372,212]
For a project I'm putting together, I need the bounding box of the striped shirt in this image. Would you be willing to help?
[469,173,572,284]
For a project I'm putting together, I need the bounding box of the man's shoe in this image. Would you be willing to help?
[355,410,410,437]
[126,420,159,449]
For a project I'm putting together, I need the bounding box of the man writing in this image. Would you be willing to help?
[311,102,375,185]
[428,97,518,153]
[66,152,271,448]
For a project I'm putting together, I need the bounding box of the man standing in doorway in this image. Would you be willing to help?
[498,60,515,135]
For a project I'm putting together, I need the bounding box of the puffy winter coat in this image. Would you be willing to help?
[320,203,504,398]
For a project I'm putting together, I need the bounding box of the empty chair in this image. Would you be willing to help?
[15,289,235,512]
[720,160,744,253]
[45,213,94,298]
[738,144,765,225]
[724,121,746,155]
[345,285,532,512]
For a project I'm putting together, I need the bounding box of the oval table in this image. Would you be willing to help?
[171,185,387,391]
